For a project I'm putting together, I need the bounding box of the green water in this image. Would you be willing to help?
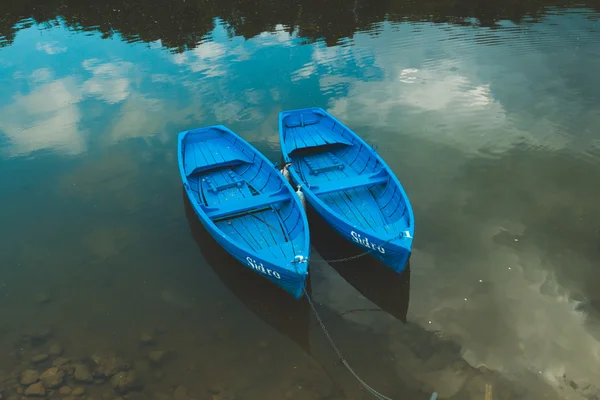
[1,0,600,399]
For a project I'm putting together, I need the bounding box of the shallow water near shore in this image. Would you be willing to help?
[1,0,600,399]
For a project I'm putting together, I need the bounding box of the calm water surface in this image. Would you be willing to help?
[1,0,600,399]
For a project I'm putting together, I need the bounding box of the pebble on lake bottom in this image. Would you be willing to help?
[72,364,94,383]
[173,385,188,400]
[31,354,49,364]
[110,370,143,394]
[71,387,86,396]
[20,370,40,386]
[59,386,72,395]
[24,382,45,397]
[148,350,168,366]
[48,343,64,356]
[40,366,65,388]
[140,333,155,345]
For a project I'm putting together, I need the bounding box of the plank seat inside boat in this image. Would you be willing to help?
[309,169,389,195]
[202,187,292,220]
[204,170,245,193]
[305,152,346,175]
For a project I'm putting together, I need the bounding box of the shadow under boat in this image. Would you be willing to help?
[181,188,312,354]
[306,205,411,323]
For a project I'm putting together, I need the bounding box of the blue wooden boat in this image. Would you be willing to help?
[178,125,310,299]
[278,108,414,273]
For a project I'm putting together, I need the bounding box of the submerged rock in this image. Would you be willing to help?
[73,364,93,383]
[71,387,85,396]
[40,367,65,388]
[24,382,45,397]
[110,371,142,394]
[31,354,49,364]
[211,392,236,400]
[139,333,154,345]
[173,386,188,400]
[59,386,72,395]
[20,369,40,385]
[48,343,64,356]
[148,350,168,366]
[91,354,129,378]
[154,393,170,400]
[208,383,224,394]
[153,370,164,380]
[53,357,70,368]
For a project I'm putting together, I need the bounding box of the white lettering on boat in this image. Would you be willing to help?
[350,231,385,254]
[246,257,282,279]
[404,230,412,239]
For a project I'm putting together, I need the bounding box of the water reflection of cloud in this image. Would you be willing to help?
[30,68,54,83]
[82,59,132,104]
[0,77,84,157]
[107,92,202,144]
[410,237,600,399]
[399,143,600,398]
[306,23,590,157]
[172,41,228,77]
[1,57,136,156]
[35,41,67,54]
[291,63,316,82]
[300,22,600,398]
[255,24,297,47]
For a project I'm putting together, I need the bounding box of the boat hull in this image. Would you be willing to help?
[292,171,411,273]
[278,107,414,274]
[184,190,308,298]
[178,125,310,299]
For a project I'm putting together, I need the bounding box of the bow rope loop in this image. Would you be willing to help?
[295,184,306,209]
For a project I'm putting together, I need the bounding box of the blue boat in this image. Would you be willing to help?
[177,125,310,299]
[278,108,414,273]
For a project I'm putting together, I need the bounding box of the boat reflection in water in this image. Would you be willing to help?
[307,206,411,323]
[182,183,410,352]
[182,188,311,353]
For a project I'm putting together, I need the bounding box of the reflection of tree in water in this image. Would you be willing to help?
[1,0,599,50]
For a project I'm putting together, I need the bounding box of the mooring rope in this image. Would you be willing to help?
[302,287,438,400]
[281,165,437,400]
[302,287,394,400]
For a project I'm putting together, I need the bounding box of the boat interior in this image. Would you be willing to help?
[181,128,306,263]
[281,111,410,236]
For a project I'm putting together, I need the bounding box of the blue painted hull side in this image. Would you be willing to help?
[297,176,411,273]
[184,187,307,299]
